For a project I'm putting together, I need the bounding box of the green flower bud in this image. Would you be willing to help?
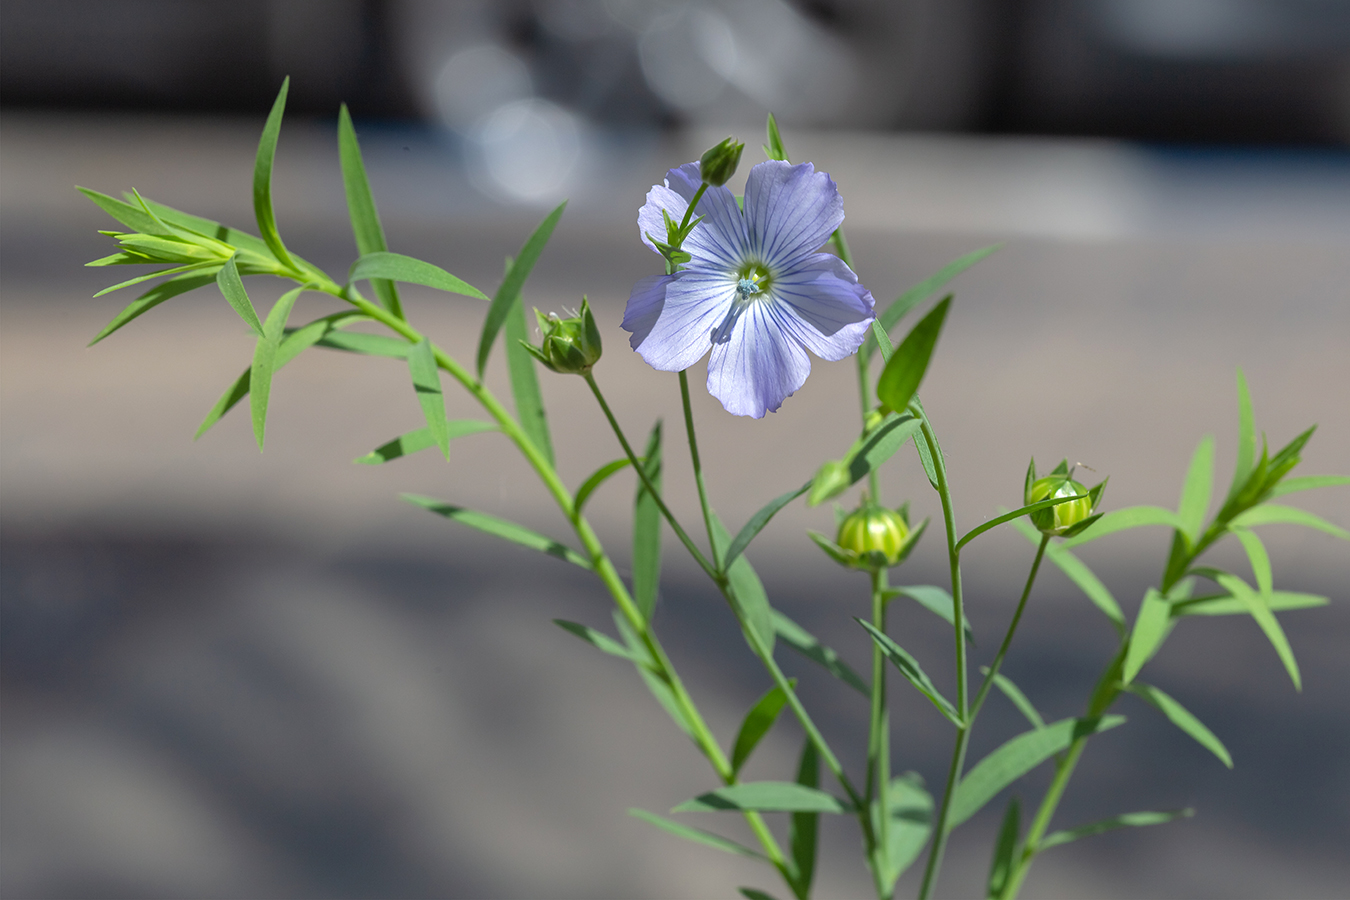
[1026,475,1094,536]
[838,505,910,568]
[524,297,603,375]
[699,137,745,187]
[807,458,851,507]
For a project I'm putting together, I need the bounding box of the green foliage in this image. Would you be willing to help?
[407,337,450,459]
[712,513,776,654]
[876,296,950,414]
[787,738,821,899]
[980,667,1045,730]
[862,246,1000,364]
[731,681,795,777]
[337,104,402,318]
[354,421,497,465]
[890,585,973,645]
[1125,683,1232,768]
[763,113,788,162]
[633,422,663,622]
[674,781,851,814]
[724,481,811,570]
[249,285,306,449]
[573,458,633,512]
[772,611,868,695]
[478,203,566,377]
[253,78,299,273]
[986,797,1020,900]
[628,809,767,860]
[858,619,963,727]
[1038,809,1193,851]
[402,495,591,569]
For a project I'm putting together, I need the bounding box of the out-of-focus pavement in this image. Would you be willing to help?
[1,113,1348,898]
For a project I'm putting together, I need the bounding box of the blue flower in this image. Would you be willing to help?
[622,160,875,418]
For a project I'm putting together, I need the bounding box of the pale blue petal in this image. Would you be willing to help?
[770,253,875,361]
[707,299,811,418]
[622,274,671,349]
[637,162,747,268]
[631,270,735,372]
[743,161,844,269]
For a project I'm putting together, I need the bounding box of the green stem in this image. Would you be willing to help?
[866,567,892,899]
[325,283,793,880]
[677,183,709,236]
[969,534,1050,721]
[679,369,722,569]
[914,404,968,900]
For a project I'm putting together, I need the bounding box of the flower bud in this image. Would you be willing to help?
[838,505,910,568]
[699,137,745,187]
[1026,475,1094,536]
[525,297,603,375]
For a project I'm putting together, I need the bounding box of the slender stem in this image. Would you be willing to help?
[585,373,718,580]
[679,370,722,569]
[677,183,709,235]
[915,404,968,900]
[326,284,793,879]
[857,356,880,500]
[866,567,892,899]
[968,534,1050,721]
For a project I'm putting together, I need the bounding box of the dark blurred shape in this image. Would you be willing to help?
[2,0,1348,139]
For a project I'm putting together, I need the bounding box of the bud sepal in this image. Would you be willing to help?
[522,297,603,375]
[1024,458,1107,537]
[811,502,927,572]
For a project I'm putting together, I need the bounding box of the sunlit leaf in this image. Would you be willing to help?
[477,203,565,376]
[633,422,663,622]
[712,513,775,654]
[876,296,950,414]
[337,104,402,318]
[354,421,496,465]
[574,458,633,513]
[724,481,811,571]
[402,494,591,569]
[731,681,794,777]
[1122,588,1173,684]
[1060,505,1186,548]
[862,246,999,364]
[408,337,449,459]
[1177,435,1215,543]
[349,251,487,300]
[253,78,298,272]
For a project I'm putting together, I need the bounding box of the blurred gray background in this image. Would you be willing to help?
[2,1,1348,898]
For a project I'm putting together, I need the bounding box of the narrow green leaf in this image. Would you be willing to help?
[1230,504,1350,541]
[1013,517,1125,632]
[881,773,934,884]
[980,667,1045,730]
[1230,526,1273,595]
[673,781,851,814]
[857,619,962,727]
[402,494,591,569]
[315,330,412,358]
[724,480,811,571]
[1225,368,1256,507]
[771,610,868,695]
[863,247,1000,364]
[349,251,488,300]
[1268,474,1350,498]
[94,261,218,298]
[502,264,554,465]
[633,421,663,622]
[554,619,643,663]
[215,254,264,336]
[336,104,402,318]
[1172,590,1327,617]
[730,681,794,777]
[891,585,973,645]
[870,319,894,362]
[764,112,788,161]
[1126,683,1232,768]
[477,202,566,377]
[78,186,176,236]
[1214,572,1301,690]
[849,414,922,486]
[957,492,1090,552]
[712,513,775,654]
[628,809,767,860]
[986,797,1021,900]
[89,270,216,345]
[354,421,497,464]
[612,611,695,737]
[574,458,633,512]
[138,196,303,272]
[253,78,298,272]
[1039,809,1193,851]
[1177,436,1215,543]
[739,889,780,900]
[876,296,950,413]
[788,738,820,897]
[1122,588,1173,684]
[1060,505,1186,548]
[249,285,305,450]
[948,716,1126,829]
[407,338,450,459]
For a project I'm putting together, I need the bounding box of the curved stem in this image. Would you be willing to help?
[679,370,721,569]
[866,567,892,899]
[969,534,1050,721]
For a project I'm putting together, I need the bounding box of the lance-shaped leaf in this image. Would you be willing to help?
[956,492,1089,552]
[850,414,922,486]
[93,261,217,298]
[1230,526,1273,595]
[1172,590,1327,617]
[402,494,591,569]
[573,458,633,512]
[1268,474,1350,498]
[612,611,695,737]
[1229,504,1350,541]
[1122,588,1173,684]
[628,809,767,860]
[986,796,1021,900]
[876,296,950,414]
[553,620,644,664]
[947,716,1126,829]
[315,330,412,358]
[354,421,496,465]
[1125,683,1232,768]
[879,773,934,887]
[78,186,176,236]
[739,889,780,900]
[1213,571,1301,690]
[980,667,1045,730]
[349,251,487,300]
[1177,435,1215,543]
[502,260,553,464]
[633,422,663,622]
[763,112,788,161]
[477,202,566,377]
[724,480,811,571]
[1039,809,1193,851]
[788,738,820,897]
[1060,505,1185,548]
[889,585,973,645]
[870,319,895,361]
[712,513,775,654]
[337,104,402,318]
[673,781,851,814]
[407,337,450,459]
[253,78,298,272]
[772,611,867,695]
[215,254,264,336]
[90,270,217,345]
[858,620,962,727]
[138,196,317,275]
[1012,517,1125,631]
[1223,369,1257,508]
[730,681,794,777]
[863,246,1000,364]
[249,284,306,450]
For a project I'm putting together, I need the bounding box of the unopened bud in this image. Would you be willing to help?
[699,137,745,187]
[837,504,911,570]
[1026,475,1094,536]
[525,297,603,375]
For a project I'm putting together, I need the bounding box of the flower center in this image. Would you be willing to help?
[736,263,772,298]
